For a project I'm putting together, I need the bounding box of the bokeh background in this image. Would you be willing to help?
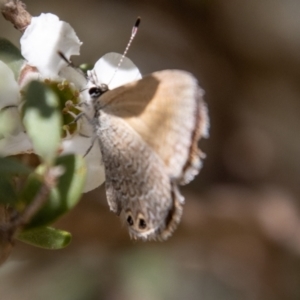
[1,0,300,299]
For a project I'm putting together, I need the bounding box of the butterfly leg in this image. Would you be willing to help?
[83,134,97,158]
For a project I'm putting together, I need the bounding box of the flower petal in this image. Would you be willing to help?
[61,135,105,192]
[20,13,82,78]
[0,107,24,138]
[91,52,141,90]
[59,66,87,90]
[0,60,20,109]
[0,131,33,156]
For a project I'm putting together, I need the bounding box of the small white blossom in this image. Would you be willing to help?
[1,12,142,193]
[20,13,82,78]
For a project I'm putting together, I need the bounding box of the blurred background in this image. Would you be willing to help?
[1,0,300,299]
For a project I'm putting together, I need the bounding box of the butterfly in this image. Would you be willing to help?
[86,53,209,241]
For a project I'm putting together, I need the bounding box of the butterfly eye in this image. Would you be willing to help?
[127,215,134,226]
[138,218,147,229]
[89,87,102,98]
[89,84,108,99]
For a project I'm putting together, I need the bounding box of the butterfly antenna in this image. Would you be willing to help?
[108,17,141,85]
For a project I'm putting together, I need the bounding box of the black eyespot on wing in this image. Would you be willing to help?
[127,215,134,226]
[138,218,147,229]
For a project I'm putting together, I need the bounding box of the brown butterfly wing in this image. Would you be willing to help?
[97,70,209,185]
[96,112,184,240]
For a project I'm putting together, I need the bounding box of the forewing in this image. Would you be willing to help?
[97,70,209,184]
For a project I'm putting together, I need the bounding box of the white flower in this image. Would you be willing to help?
[1,12,142,193]
[20,13,82,79]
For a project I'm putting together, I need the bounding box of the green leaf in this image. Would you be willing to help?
[23,81,62,165]
[17,226,72,249]
[22,154,86,229]
[0,38,24,79]
[0,156,32,175]
[0,176,17,204]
